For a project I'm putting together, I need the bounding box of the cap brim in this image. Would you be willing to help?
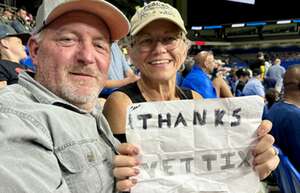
[6,33,30,45]
[131,16,187,36]
[16,33,31,45]
[42,1,129,41]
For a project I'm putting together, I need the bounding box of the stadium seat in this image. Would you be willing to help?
[273,146,300,193]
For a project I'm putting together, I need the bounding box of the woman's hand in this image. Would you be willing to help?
[113,143,140,192]
[252,120,280,180]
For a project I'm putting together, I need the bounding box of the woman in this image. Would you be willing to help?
[103,2,202,143]
[106,1,279,191]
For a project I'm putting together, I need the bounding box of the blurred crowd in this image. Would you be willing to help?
[0,6,34,33]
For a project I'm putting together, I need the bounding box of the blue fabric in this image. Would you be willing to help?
[266,64,286,82]
[176,71,184,86]
[242,78,265,97]
[273,146,300,193]
[181,65,217,98]
[19,46,36,72]
[20,57,35,72]
[266,102,300,172]
[100,42,131,96]
[107,42,130,80]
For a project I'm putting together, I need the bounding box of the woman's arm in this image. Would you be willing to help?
[103,91,133,141]
[192,90,203,99]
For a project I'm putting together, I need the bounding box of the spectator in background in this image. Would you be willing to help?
[242,68,265,98]
[10,7,32,33]
[212,59,233,98]
[0,7,14,25]
[0,24,29,88]
[264,54,272,74]
[181,55,194,77]
[235,68,250,96]
[226,66,239,94]
[250,51,265,72]
[266,58,286,92]
[176,40,193,85]
[266,64,300,171]
[181,50,217,98]
[263,88,280,118]
[99,42,139,98]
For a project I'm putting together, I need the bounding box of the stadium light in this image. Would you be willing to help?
[191,26,203,30]
[231,23,245,28]
[276,20,291,24]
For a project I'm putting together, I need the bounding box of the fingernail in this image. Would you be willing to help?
[132,160,139,167]
[131,178,138,185]
[133,147,139,155]
[134,168,140,175]
[257,129,265,137]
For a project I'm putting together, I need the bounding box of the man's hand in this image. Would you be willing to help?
[252,120,280,180]
[114,143,140,192]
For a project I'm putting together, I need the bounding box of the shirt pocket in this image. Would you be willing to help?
[55,141,114,193]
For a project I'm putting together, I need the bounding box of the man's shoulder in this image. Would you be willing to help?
[0,84,31,106]
[184,67,205,80]
[270,102,299,113]
[0,60,23,69]
[247,78,261,85]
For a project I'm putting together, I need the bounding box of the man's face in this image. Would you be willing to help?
[5,36,27,60]
[29,11,111,111]
[18,9,27,20]
[205,54,216,74]
[3,10,13,19]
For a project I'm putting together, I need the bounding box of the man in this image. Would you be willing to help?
[266,58,286,92]
[99,41,139,98]
[0,7,14,25]
[0,0,134,192]
[10,7,32,33]
[242,68,265,98]
[234,68,250,96]
[181,50,218,98]
[0,23,29,88]
[266,64,300,171]
[250,51,265,72]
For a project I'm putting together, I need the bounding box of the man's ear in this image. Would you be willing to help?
[28,37,39,65]
[0,38,9,49]
[203,60,209,69]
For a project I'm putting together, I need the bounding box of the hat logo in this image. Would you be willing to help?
[139,5,176,19]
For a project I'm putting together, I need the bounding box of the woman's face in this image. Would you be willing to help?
[130,20,187,82]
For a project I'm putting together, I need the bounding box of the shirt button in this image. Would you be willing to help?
[87,153,96,162]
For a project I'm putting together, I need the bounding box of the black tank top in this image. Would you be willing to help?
[117,82,194,103]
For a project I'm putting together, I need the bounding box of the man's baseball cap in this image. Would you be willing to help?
[130,1,187,36]
[33,0,130,41]
[0,24,30,44]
